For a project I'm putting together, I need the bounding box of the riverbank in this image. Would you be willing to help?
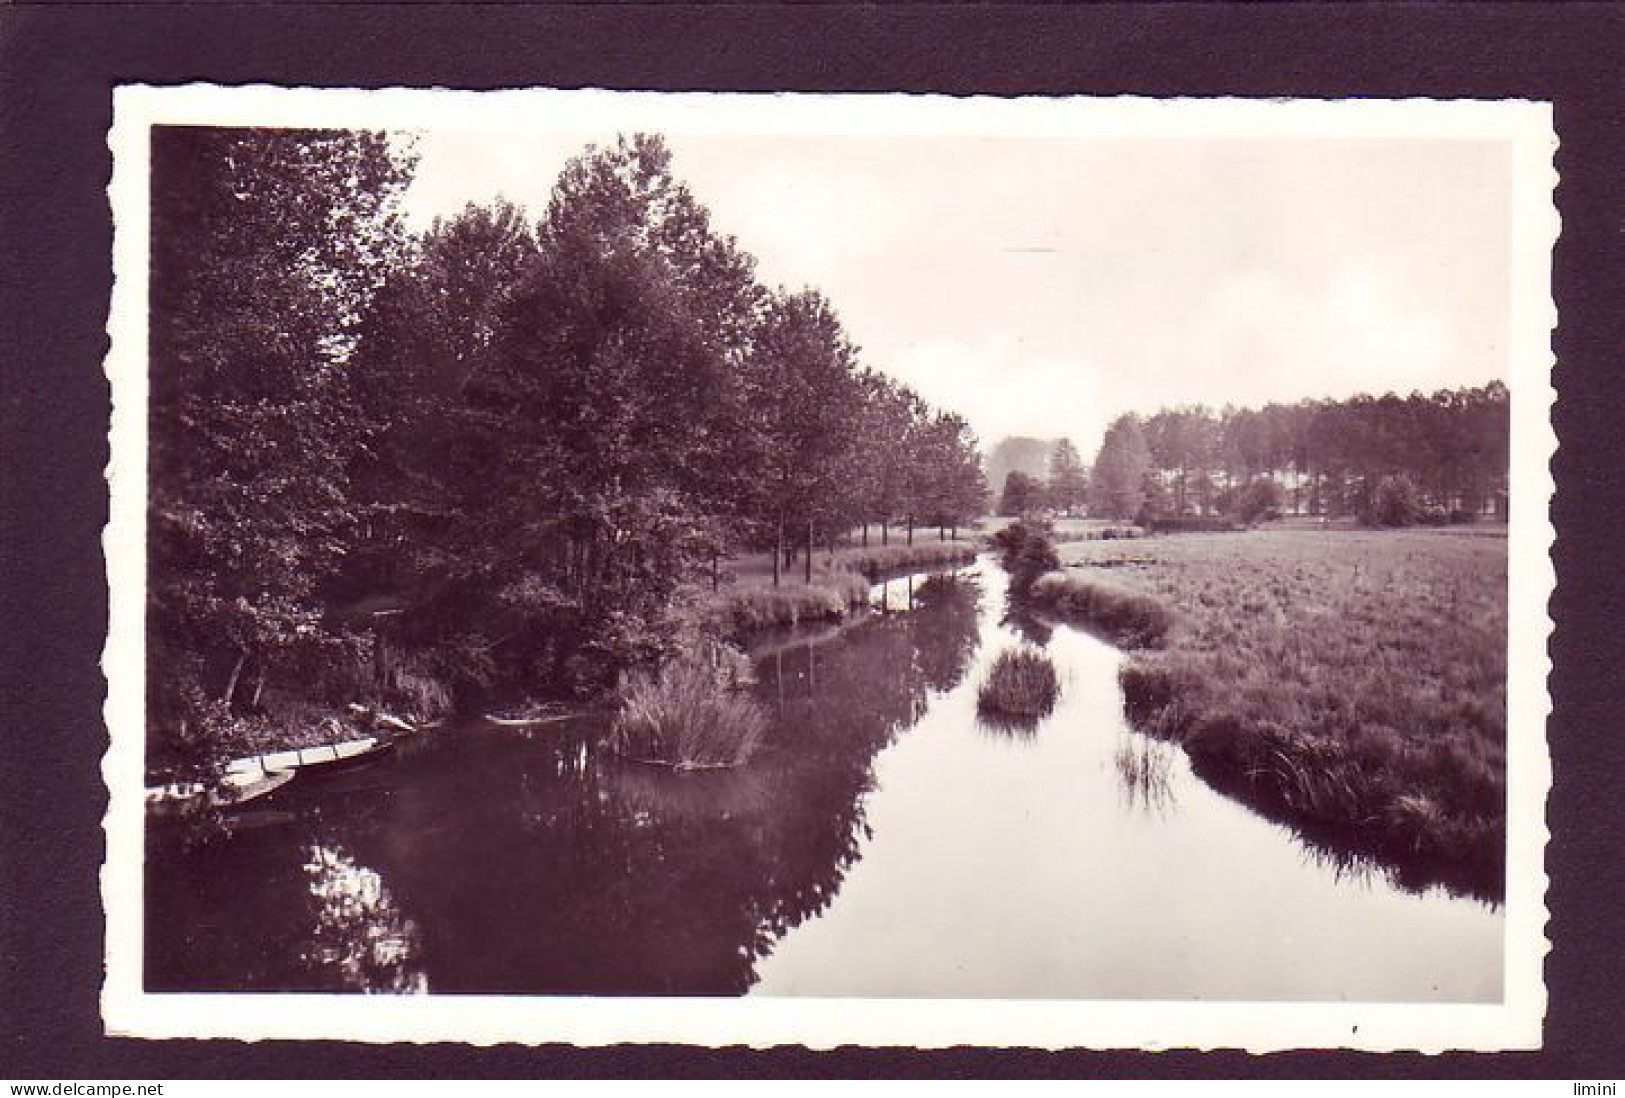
[689,538,979,634]
[149,538,981,783]
[1039,526,1508,900]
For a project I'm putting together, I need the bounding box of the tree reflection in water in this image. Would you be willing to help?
[299,842,427,993]
[144,565,986,995]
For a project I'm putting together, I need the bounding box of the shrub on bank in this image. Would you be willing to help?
[842,540,977,578]
[1148,515,1240,534]
[698,572,870,634]
[977,648,1061,725]
[994,520,1061,595]
[610,642,767,770]
[1028,571,1173,649]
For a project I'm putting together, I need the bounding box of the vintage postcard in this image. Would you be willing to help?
[102,86,1555,1050]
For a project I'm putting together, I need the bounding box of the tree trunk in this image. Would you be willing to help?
[773,519,782,588]
[804,520,813,585]
[861,522,869,548]
[222,650,247,708]
[906,516,914,546]
[711,551,719,592]
[882,522,889,547]
[250,662,267,709]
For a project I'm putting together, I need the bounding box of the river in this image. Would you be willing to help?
[145,554,1502,999]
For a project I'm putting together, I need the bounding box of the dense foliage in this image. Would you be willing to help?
[1088,390,1509,525]
[987,436,1091,517]
[148,128,987,772]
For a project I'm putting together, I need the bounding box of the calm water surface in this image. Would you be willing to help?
[146,555,1501,999]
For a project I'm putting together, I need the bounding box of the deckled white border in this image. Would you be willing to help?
[102,86,1556,1051]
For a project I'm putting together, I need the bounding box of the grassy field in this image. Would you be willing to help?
[984,515,1146,543]
[1049,525,1508,900]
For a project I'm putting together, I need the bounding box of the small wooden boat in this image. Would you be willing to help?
[215,765,298,805]
[254,735,393,775]
[145,733,399,815]
[345,703,418,736]
[143,765,296,814]
[484,705,573,729]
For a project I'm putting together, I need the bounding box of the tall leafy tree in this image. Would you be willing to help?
[148,126,415,763]
[1089,414,1153,520]
[747,289,864,581]
[1046,438,1089,514]
[999,471,1045,517]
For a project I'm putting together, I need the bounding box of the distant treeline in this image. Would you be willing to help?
[148,128,985,765]
[1082,387,1510,525]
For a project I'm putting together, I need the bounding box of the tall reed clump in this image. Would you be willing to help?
[1028,571,1173,649]
[843,540,977,578]
[609,642,767,771]
[977,647,1061,726]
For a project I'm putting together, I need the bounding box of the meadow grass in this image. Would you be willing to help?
[985,516,1146,543]
[1027,571,1174,649]
[609,651,768,770]
[977,647,1061,727]
[1058,526,1508,899]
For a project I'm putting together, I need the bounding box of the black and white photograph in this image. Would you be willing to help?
[101,87,1554,1050]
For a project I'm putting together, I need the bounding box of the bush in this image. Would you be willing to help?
[994,519,1060,594]
[1235,478,1284,525]
[977,648,1061,726]
[1367,473,1423,528]
[609,643,768,770]
[1149,515,1239,534]
[843,540,976,578]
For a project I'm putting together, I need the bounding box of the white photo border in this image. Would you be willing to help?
[102,85,1557,1051]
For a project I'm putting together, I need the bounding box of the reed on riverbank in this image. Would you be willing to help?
[977,648,1061,727]
[692,571,872,633]
[689,538,977,634]
[1063,527,1508,900]
[610,645,767,770]
[839,539,977,578]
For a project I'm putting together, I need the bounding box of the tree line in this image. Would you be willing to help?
[1084,386,1510,525]
[995,439,1088,517]
[148,127,985,765]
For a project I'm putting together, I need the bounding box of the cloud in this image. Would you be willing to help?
[401,128,1509,460]
[887,337,1106,454]
[1176,256,1462,411]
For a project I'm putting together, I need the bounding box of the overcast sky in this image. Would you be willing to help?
[405,129,1510,457]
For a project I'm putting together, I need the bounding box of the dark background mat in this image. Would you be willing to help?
[2,1,1621,1080]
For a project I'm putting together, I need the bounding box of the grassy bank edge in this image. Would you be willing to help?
[1029,564,1503,902]
[153,539,980,782]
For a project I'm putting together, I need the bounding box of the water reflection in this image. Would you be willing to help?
[1113,732,1178,816]
[300,843,427,993]
[146,564,985,995]
[751,557,1502,1001]
[146,556,1500,1000]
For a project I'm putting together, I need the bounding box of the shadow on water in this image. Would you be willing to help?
[1180,749,1506,905]
[145,565,985,994]
[993,569,1502,906]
